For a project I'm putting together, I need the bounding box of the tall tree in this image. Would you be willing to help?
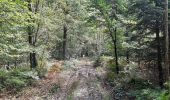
[89,0,126,74]
[62,1,69,60]
[155,0,163,88]
[62,24,68,60]
[27,0,39,68]
[0,0,30,67]
[165,0,169,80]
[114,28,119,74]
[128,0,165,86]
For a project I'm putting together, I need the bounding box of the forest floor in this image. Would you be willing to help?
[1,58,112,100]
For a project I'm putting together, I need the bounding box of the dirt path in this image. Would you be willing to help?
[2,59,111,100]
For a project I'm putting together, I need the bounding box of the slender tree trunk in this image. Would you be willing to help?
[126,51,129,64]
[62,24,67,60]
[99,4,119,74]
[107,27,119,74]
[125,31,130,64]
[114,28,119,74]
[28,0,38,68]
[156,20,163,88]
[165,0,169,79]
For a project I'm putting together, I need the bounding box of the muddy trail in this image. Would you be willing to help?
[1,59,111,100]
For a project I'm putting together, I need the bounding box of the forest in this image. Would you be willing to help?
[0,0,170,100]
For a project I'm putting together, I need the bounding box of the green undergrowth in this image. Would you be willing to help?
[94,56,128,71]
[126,79,170,100]
[36,59,48,78]
[94,56,170,100]
[0,67,33,93]
[36,67,47,78]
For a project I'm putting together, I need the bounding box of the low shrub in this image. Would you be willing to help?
[36,67,47,78]
[126,79,170,100]
[128,88,169,100]
[158,90,170,100]
[0,67,33,93]
[5,77,26,91]
[105,72,115,85]
[49,63,63,73]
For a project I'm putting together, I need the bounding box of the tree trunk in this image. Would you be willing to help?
[30,52,37,68]
[62,24,67,60]
[28,0,38,68]
[156,20,163,88]
[125,31,130,64]
[126,51,129,64]
[114,28,119,74]
[108,27,119,74]
[165,0,169,80]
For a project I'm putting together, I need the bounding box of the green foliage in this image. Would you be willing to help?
[128,88,170,100]
[94,56,121,70]
[0,0,169,99]
[127,0,164,61]
[36,59,47,78]
[158,90,170,100]
[106,72,115,84]
[0,0,31,64]
[0,67,33,92]
[127,78,154,89]
[128,88,160,100]
[5,77,26,90]
[36,67,47,78]
[126,79,170,100]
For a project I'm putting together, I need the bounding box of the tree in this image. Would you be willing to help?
[0,0,30,67]
[88,0,127,74]
[165,0,169,80]
[27,0,39,68]
[128,0,165,87]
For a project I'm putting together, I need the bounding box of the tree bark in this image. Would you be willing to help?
[28,0,38,68]
[62,24,67,60]
[125,31,130,64]
[165,0,169,80]
[156,20,163,88]
[107,27,119,74]
[126,51,129,64]
[114,28,119,74]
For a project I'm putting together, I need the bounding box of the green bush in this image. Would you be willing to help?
[128,88,160,100]
[6,77,26,90]
[127,78,154,89]
[0,70,8,81]
[36,67,47,78]
[126,79,170,100]
[158,90,170,100]
[93,57,101,68]
[106,72,115,84]
[128,88,170,100]
[0,67,33,93]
